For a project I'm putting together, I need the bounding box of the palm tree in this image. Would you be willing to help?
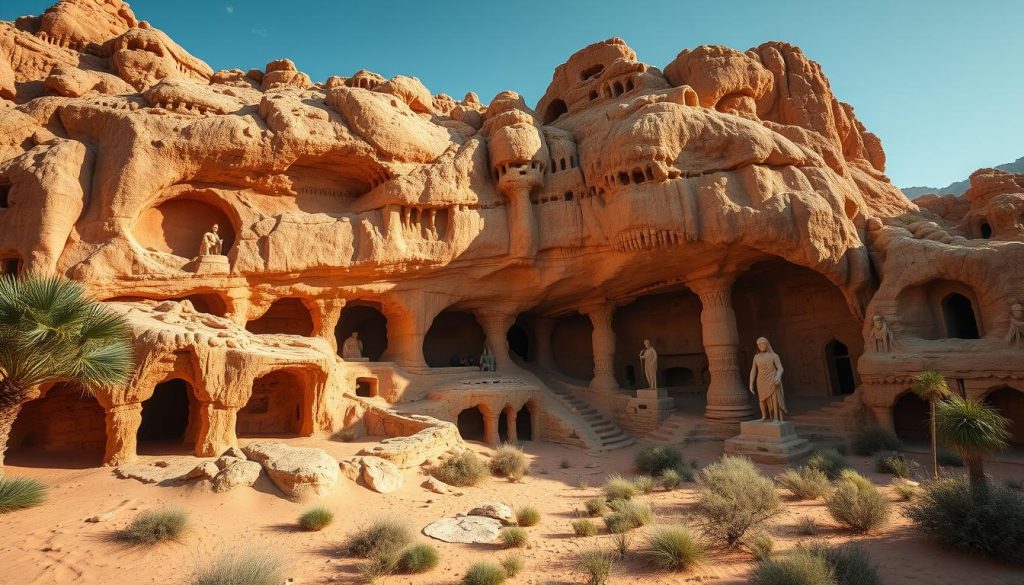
[935,395,1011,499]
[912,371,949,479]
[0,275,133,469]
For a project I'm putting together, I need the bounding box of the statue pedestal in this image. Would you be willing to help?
[626,388,675,434]
[724,421,811,464]
[192,254,229,275]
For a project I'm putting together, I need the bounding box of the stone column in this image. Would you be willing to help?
[691,276,754,421]
[309,298,346,354]
[477,311,515,371]
[103,403,142,466]
[484,411,500,446]
[196,403,238,457]
[531,316,555,370]
[582,302,618,391]
[506,409,519,443]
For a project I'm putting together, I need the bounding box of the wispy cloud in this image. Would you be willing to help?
[225,5,234,13]
[250,27,268,38]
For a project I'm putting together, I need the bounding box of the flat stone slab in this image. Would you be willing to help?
[242,441,338,498]
[114,458,200,485]
[467,502,515,525]
[423,516,502,543]
[724,420,812,464]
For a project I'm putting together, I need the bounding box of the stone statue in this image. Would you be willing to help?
[749,337,787,422]
[638,339,658,389]
[870,314,894,352]
[1008,303,1024,347]
[199,223,223,256]
[479,347,497,371]
[341,331,363,359]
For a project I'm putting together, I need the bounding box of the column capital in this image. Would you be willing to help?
[579,300,615,322]
[688,274,738,305]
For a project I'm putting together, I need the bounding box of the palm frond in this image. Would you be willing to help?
[935,396,1011,457]
[912,371,949,401]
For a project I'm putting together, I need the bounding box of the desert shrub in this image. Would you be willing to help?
[603,499,653,533]
[193,552,284,585]
[463,562,507,585]
[499,527,529,548]
[825,472,890,533]
[118,508,188,544]
[1006,478,1024,491]
[560,458,572,469]
[572,518,598,537]
[807,543,882,585]
[584,498,607,517]
[695,456,782,547]
[346,520,412,558]
[360,552,398,582]
[936,449,964,467]
[612,532,631,558]
[602,474,636,501]
[635,446,683,475]
[433,450,488,487]
[641,526,705,571]
[516,506,540,527]
[873,451,919,478]
[576,476,590,489]
[500,554,523,577]
[298,505,333,531]
[750,547,833,585]
[850,426,903,456]
[396,543,439,574]
[490,444,528,481]
[892,478,919,501]
[660,468,682,490]
[796,517,819,535]
[578,548,616,585]
[0,477,46,512]
[906,478,1024,564]
[777,466,830,500]
[632,475,656,494]
[807,448,850,480]
[746,531,775,561]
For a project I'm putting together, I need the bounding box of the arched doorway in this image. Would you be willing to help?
[498,406,512,443]
[238,370,309,436]
[941,293,980,339]
[457,407,486,442]
[8,383,106,466]
[507,324,530,361]
[983,387,1024,446]
[516,404,533,441]
[893,392,930,443]
[133,196,236,258]
[664,367,695,387]
[138,379,193,453]
[423,311,485,367]
[825,340,856,395]
[335,304,388,361]
[246,298,314,336]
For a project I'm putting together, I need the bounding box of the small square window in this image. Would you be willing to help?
[0,183,10,208]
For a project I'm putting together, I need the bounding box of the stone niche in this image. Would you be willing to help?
[8,383,107,463]
[237,370,311,436]
[133,196,236,259]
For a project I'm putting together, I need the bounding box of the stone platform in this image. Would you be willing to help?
[724,420,811,464]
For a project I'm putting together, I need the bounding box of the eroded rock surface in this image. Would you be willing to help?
[242,442,338,498]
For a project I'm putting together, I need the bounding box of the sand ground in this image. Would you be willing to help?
[2,438,1022,585]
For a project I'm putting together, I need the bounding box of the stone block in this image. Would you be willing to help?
[723,420,811,464]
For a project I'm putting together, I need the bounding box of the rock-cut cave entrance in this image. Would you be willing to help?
[137,379,194,454]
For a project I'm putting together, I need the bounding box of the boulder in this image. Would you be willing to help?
[242,442,338,498]
[215,455,243,470]
[339,456,404,493]
[221,446,247,460]
[212,460,262,493]
[422,516,502,544]
[184,461,219,481]
[467,502,515,525]
[421,477,460,495]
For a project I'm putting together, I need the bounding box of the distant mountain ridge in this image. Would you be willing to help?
[901,156,1024,199]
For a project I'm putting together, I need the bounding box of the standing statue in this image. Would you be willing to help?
[479,347,497,371]
[638,339,658,389]
[749,337,787,422]
[341,331,364,359]
[1008,303,1024,347]
[199,224,223,256]
[870,314,894,352]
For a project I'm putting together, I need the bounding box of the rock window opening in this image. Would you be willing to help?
[238,370,307,436]
[246,298,314,336]
[457,407,486,442]
[580,64,605,81]
[355,377,378,398]
[542,99,568,124]
[983,387,1024,445]
[941,293,980,339]
[564,192,574,201]
[138,379,192,452]
[335,304,388,361]
[825,340,856,395]
[2,257,19,276]
[980,222,992,239]
[893,392,930,443]
[423,310,485,367]
[516,404,533,441]
[507,324,529,361]
[0,182,10,208]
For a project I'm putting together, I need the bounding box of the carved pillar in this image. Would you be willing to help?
[506,409,518,443]
[531,316,555,370]
[484,411,500,446]
[103,403,142,466]
[691,276,754,421]
[478,311,516,371]
[870,405,895,432]
[582,302,618,391]
[196,403,238,457]
[309,298,346,354]
[506,184,538,263]
[381,291,454,369]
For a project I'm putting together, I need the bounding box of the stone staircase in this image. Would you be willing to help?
[786,392,865,442]
[643,411,738,445]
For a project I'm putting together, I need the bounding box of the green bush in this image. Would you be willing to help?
[298,505,333,531]
[433,451,488,487]
[584,498,607,517]
[397,543,439,574]
[118,508,188,544]
[807,448,850,480]
[490,444,528,481]
[807,543,882,585]
[578,548,616,585]
[603,499,653,533]
[850,426,903,456]
[796,517,819,536]
[193,553,284,585]
[892,478,919,501]
[632,475,656,494]
[660,468,682,490]
[500,554,523,577]
[612,532,631,558]
[873,451,919,478]
[641,526,705,571]
[777,466,830,500]
[463,562,507,585]
[516,506,540,527]
[825,472,890,533]
[0,477,46,513]
[750,547,833,585]
[746,531,774,561]
[346,520,412,558]
[695,456,782,547]
[572,518,598,537]
[499,527,529,548]
[635,446,683,475]
[906,478,1024,564]
[602,474,636,501]
[360,552,398,582]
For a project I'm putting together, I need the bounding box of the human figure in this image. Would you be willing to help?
[870,314,894,352]
[341,331,363,359]
[199,224,223,256]
[479,347,497,371]
[638,339,658,389]
[1008,303,1024,347]
[748,337,787,422]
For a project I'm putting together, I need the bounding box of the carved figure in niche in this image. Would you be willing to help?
[870,314,894,352]
[341,331,364,359]
[479,347,497,371]
[1008,303,1024,347]
[749,337,787,422]
[199,224,223,256]
[638,339,658,389]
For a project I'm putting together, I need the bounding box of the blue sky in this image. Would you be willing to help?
[3,0,1022,187]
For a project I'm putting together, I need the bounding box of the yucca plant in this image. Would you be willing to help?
[911,371,949,479]
[0,275,133,468]
[935,395,1011,499]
